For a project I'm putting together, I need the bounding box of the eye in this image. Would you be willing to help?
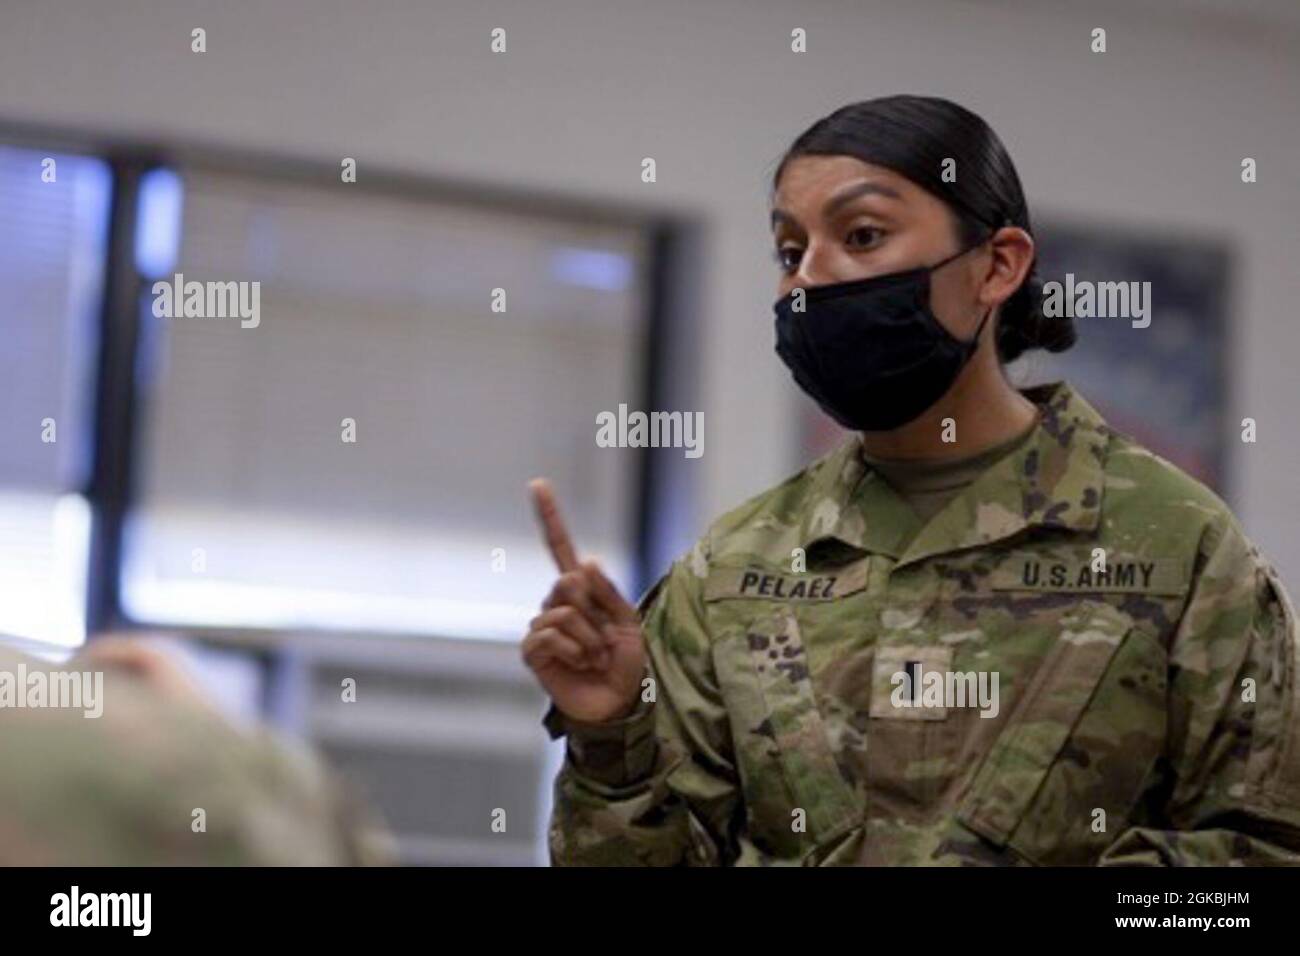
[772,245,802,273]
[846,225,884,249]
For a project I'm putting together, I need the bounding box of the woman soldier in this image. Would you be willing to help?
[522,95,1300,866]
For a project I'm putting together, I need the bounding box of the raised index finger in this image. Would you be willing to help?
[529,477,580,573]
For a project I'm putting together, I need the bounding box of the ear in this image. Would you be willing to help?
[980,226,1035,309]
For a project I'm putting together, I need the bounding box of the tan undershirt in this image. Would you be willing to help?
[859,414,1040,523]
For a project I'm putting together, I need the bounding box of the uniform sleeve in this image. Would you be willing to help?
[1099,514,1300,866]
[544,544,743,866]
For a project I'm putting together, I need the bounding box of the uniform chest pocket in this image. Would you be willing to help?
[955,601,1167,865]
[708,600,865,860]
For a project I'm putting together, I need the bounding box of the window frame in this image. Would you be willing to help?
[0,118,692,645]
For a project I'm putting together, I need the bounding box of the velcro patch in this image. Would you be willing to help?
[990,553,1187,595]
[870,645,955,721]
[704,560,869,603]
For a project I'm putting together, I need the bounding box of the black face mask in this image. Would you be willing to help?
[773,240,993,432]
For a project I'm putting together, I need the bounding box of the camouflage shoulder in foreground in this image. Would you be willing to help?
[0,645,390,865]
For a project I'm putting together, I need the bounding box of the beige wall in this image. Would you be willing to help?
[3,0,1298,579]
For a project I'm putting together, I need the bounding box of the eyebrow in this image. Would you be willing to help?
[770,180,902,230]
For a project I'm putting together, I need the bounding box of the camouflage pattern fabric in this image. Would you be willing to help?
[544,381,1300,866]
[0,645,387,865]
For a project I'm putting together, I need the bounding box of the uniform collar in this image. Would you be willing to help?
[797,381,1111,569]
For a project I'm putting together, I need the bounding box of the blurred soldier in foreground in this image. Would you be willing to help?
[0,637,389,865]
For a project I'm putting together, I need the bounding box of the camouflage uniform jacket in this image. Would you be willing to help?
[544,381,1300,865]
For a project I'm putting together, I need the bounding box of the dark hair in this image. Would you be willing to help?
[772,95,1074,363]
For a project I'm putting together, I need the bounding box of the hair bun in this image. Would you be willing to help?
[996,272,1076,362]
